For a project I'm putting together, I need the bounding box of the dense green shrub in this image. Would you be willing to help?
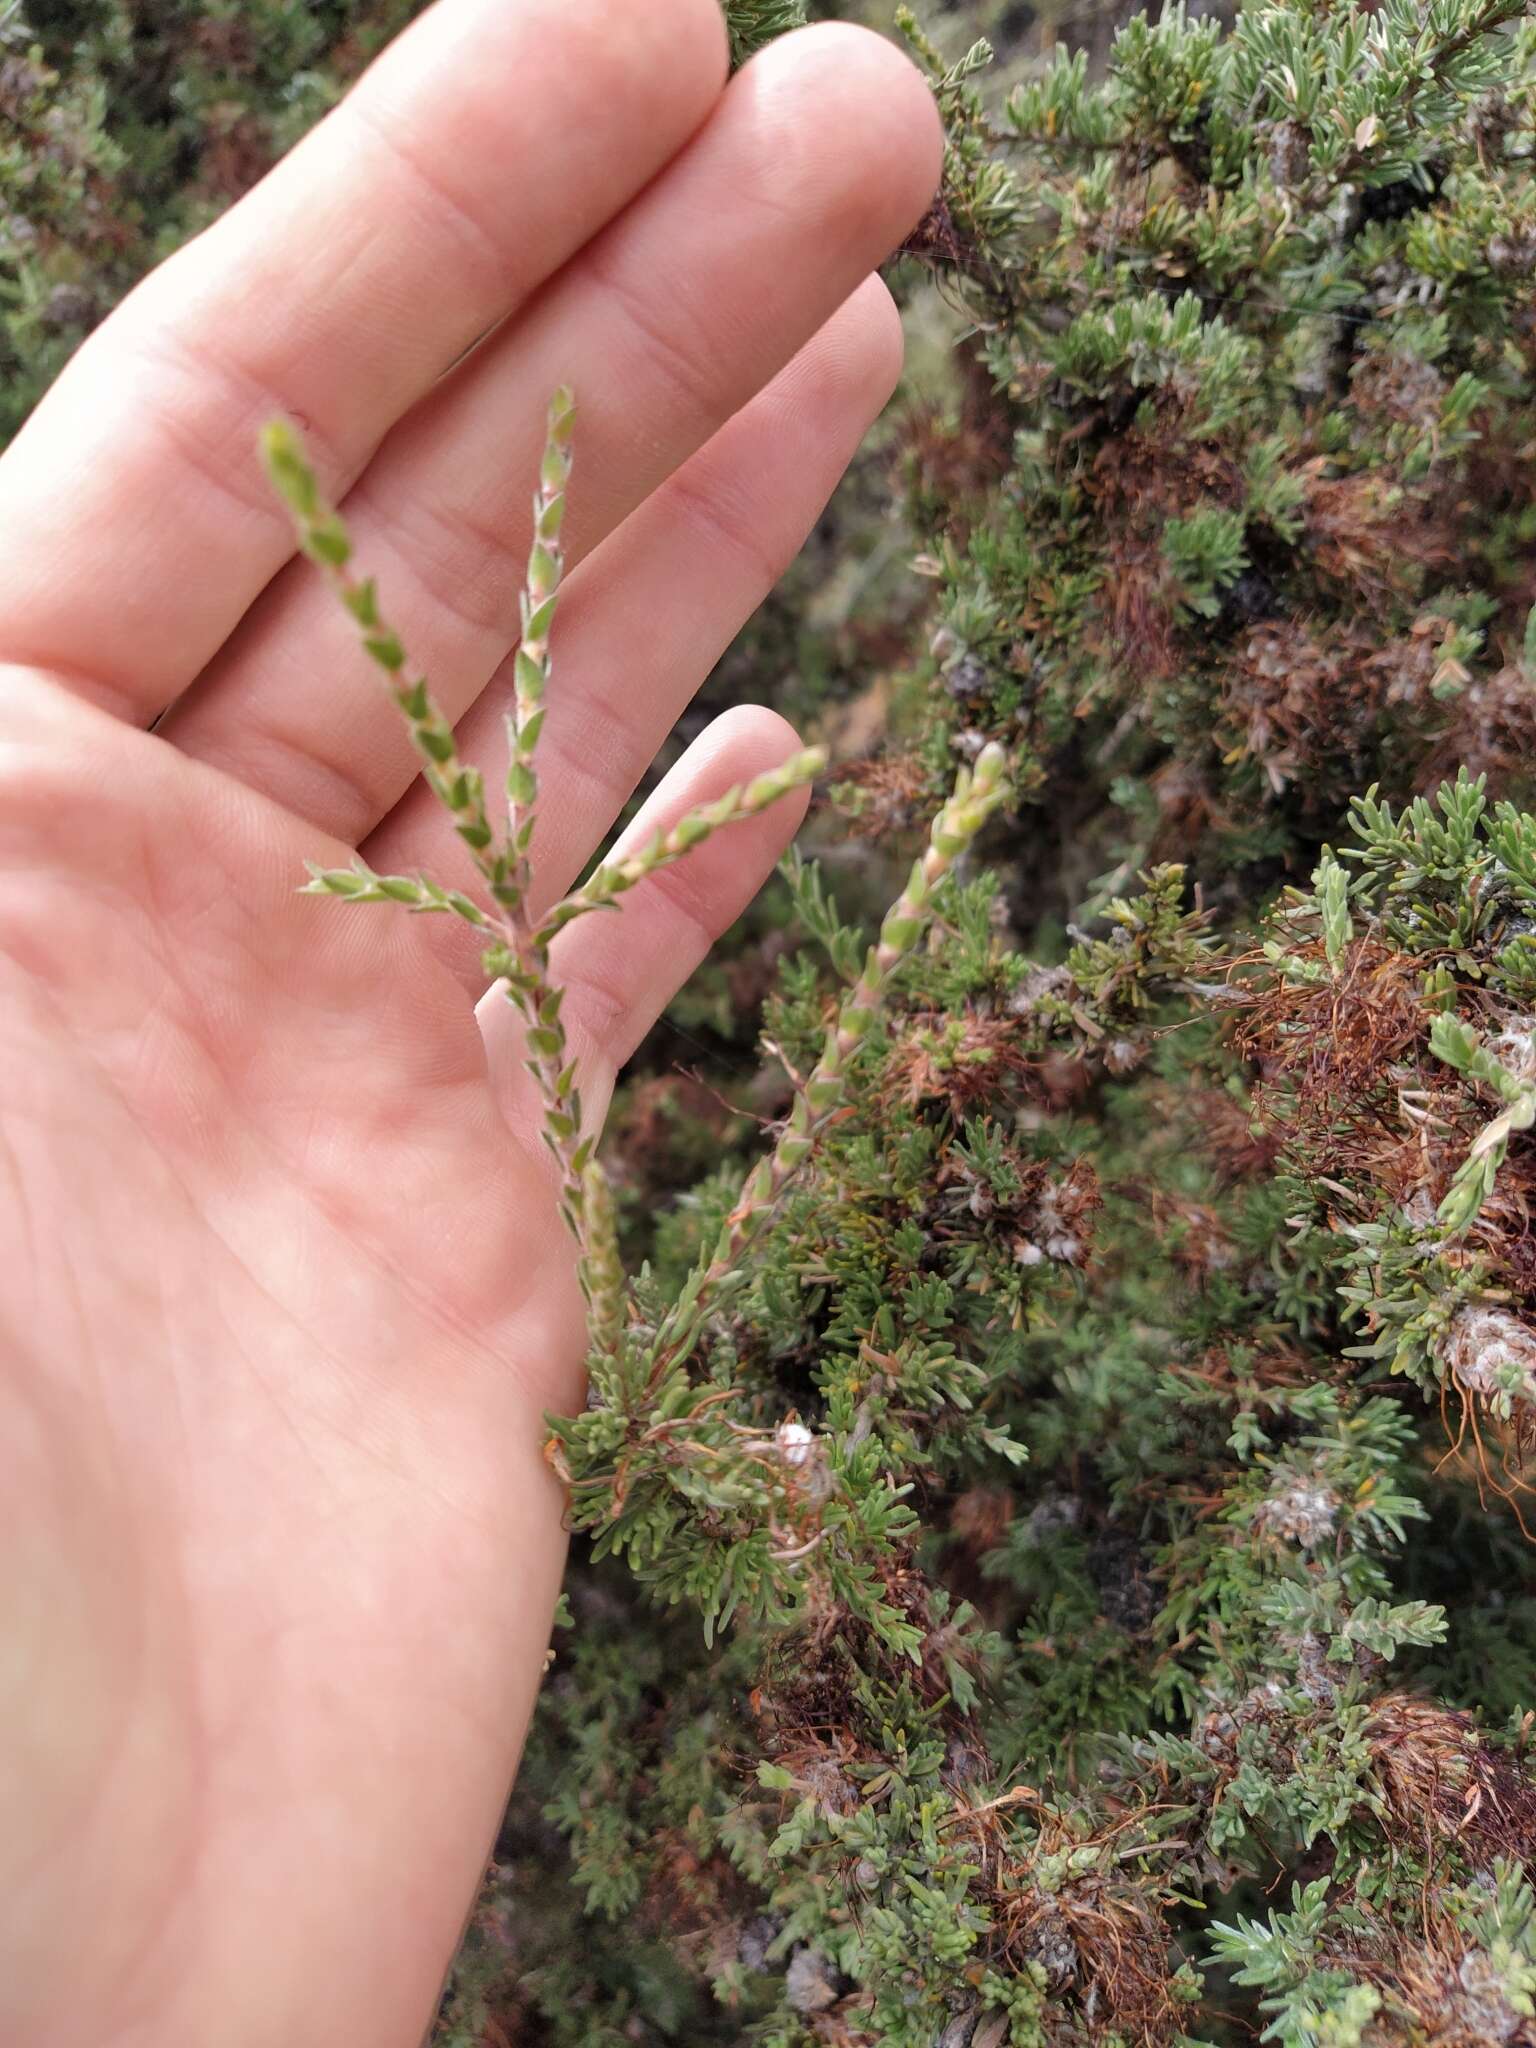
[894,0,1536,900]
[13,0,1536,2042]
[457,6,1536,2041]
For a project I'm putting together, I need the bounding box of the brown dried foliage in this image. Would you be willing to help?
[833,750,935,842]
[1366,1693,1536,1870]
[1179,1081,1287,1185]
[1279,1874,1536,2048]
[1424,661,1536,792]
[1301,466,1456,613]
[1216,604,1526,811]
[1350,349,1450,433]
[1231,939,1489,1233]
[1086,420,1243,682]
[605,1072,748,1201]
[1346,1934,1536,2047]
[194,105,276,203]
[955,1795,1187,2048]
[1221,618,1394,801]
[885,1009,1040,1119]
[900,393,1014,549]
[1188,1684,1536,1899]
[635,1832,755,1947]
[1235,937,1427,1136]
[1236,939,1536,1280]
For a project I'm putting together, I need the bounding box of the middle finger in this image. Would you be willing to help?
[163,24,940,846]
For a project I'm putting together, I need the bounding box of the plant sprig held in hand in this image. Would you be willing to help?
[262,395,1007,1379]
[262,393,822,1257]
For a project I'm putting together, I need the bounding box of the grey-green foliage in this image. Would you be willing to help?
[724,0,809,62]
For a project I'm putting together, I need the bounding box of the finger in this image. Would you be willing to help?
[165,25,941,842]
[361,276,902,992]
[0,0,728,721]
[483,705,812,1142]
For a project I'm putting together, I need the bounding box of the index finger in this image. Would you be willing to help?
[0,0,728,723]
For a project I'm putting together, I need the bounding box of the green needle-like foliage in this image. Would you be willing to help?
[17,0,1536,2041]
[458,3,1536,2039]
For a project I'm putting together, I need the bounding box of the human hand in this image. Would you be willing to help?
[0,4,939,2040]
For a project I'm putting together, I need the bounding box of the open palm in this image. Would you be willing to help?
[0,4,938,2040]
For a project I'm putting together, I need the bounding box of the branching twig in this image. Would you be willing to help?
[262,395,821,1255]
[649,740,1013,1376]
